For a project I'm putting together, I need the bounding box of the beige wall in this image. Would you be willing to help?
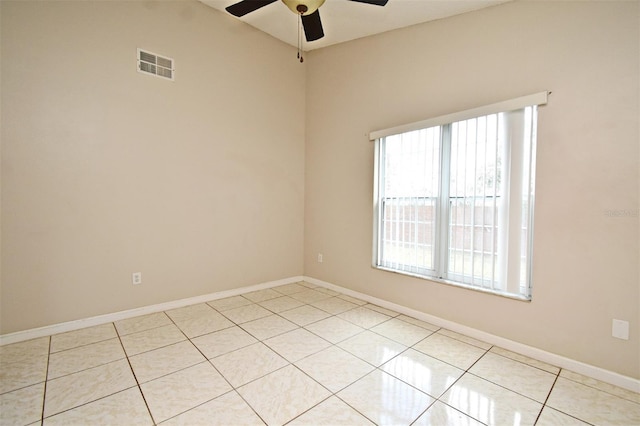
[304,1,640,378]
[1,0,305,333]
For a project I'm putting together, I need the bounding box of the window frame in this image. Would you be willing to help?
[371,93,547,301]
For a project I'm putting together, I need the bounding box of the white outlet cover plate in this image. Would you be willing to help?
[612,319,629,340]
[132,273,142,285]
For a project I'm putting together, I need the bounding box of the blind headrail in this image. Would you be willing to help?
[369,91,549,141]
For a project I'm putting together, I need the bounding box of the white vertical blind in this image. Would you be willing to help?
[376,128,440,275]
[373,94,546,300]
[446,113,504,290]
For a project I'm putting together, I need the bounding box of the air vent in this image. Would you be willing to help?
[137,49,175,81]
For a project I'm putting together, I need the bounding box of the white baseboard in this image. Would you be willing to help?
[303,276,640,394]
[2,273,637,394]
[0,276,304,347]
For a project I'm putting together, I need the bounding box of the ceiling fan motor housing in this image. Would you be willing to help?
[282,0,326,16]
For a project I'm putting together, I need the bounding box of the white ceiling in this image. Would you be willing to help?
[200,0,510,51]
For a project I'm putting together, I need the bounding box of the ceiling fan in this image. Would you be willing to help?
[225,0,389,44]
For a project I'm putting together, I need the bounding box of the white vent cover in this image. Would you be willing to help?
[137,49,175,81]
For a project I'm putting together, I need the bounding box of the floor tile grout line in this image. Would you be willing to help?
[127,311,228,386]
[119,332,189,358]
[203,337,259,362]
[427,345,493,425]
[461,369,551,406]
[455,346,564,409]
[294,362,393,426]
[190,297,331,363]
[279,294,350,316]
[446,347,592,426]
[536,370,601,426]
[367,324,439,350]
[177,323,237,341]
[303,322,366,346]
[222,361,290,424]
[39,335,52,426]
[157,388,262,426]
[272,306,429,425]
[363,338,484,425]
[199,293,381,425]
[332,392,380,425]
[113,321,157,425]
[532,370,562,426]
[237,312,300,341]
[394,315,442,331]
[281,393,335,426]
[114,313,173,339]
[422,400,491,426]
[223,352,290,388]
[45,337,136,382]
[276,307,334,328]
[47,323,119,355]
[408,400,446,426]
[186,297,333,424]
[433,329,492,351]
[47,336,119,356]
[41,324,145,422]
[206,293,254,311]
[0,382,43,398]
[260,326,334,354]
[273,363,336,425]
[134,357,214,387]
[283,350,375,425]
[556,372,640,405]
[408,330,484,372]
[43,355,131,383]
[486,347,561,376]
[176,318,273,425]
[298,349,373,395]
[0,350,52,396]
[40,384,142,423]
[120,307,208,357]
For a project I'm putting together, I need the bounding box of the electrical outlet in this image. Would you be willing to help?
[612,319,629,340]
[317,253,323,263]
[132,272,142,285]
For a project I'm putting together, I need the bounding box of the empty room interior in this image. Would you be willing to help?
[1,0,639,424]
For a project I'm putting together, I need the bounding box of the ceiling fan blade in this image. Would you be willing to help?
[301,9,324,42]
[347,0,389,5]
[225,0,278,17]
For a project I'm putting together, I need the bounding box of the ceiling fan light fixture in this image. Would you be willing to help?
[282,0,326,16]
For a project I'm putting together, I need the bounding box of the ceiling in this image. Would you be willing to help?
[200,0,510,51]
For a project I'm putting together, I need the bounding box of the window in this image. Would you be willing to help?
[372,93,547,300]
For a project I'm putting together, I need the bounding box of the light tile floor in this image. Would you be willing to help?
[1,281,639,425]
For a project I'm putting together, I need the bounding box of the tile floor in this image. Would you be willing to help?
[1,281,639,425]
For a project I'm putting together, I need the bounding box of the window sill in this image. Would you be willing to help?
[373,265,532,302]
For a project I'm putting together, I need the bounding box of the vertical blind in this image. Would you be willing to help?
[372,92,547,299]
